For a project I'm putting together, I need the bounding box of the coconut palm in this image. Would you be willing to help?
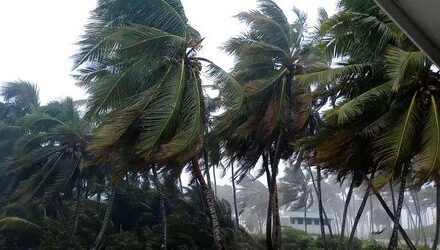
[302,0,440,248]
[216,1,327,248]
[73,0,241,248]
[0,98,105,248]
[0,81,40,163]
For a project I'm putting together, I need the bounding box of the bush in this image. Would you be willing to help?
[40,219,68,249]
[107,231,144,249]
[362,240,386,250]
[315,235,362,250]
[282,228,318,250]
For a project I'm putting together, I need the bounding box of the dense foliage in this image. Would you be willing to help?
[1,0,439,249]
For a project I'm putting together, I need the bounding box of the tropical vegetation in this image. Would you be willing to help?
[1,0,439,249]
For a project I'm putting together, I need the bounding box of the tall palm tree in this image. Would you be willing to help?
[216,1,326,248]
[302,0,440,248]
[73,1,239,248]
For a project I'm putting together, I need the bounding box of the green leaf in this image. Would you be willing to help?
[206,63,246,133]
[325,82,392,125]
[296,63,374,86]
[413,96,440,185]
[152,68,203,162]
[136,60,187,158]
[385,47,428,91]
[373,92,420,175]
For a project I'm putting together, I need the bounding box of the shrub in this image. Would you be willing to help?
[315,235,362,250]
[40,219,68,249]
[362,240,386,250]
[282,227,318,250]
[107,231,144,249]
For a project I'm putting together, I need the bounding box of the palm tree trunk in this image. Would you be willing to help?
[390,181,397,214]
[152,166,167,250]
[374,191,416,250]
[414,192,428,246]
[370,197,374,239]
[432,181,440,250]
[263,154,273,250]
[91,182,116,250]
[231,161,239,224]
[271,176,281,250]
[213,164,218,196]
[334,208,340,236]
[348,184,371,248]
[203,149,212,189]
[388,167,408,250]
[308,167,333,236]
[317,165,326,245]
[270,133,282,250]
[191,157,223,250]
[404,200,417,236]
[304,191,308,234]
[362,174,415,250]
[338,178,355,250]
[179,176,183,193]
[55,195,66,223]
[67,176,82,249]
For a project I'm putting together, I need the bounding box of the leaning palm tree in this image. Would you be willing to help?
[73,1,237,248]
[0,81,40,162]
[0,98,98,247]
[301,0,440,248]
[215,1,325,248]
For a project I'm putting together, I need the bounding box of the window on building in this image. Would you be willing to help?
[297,218,304,224]
[323,219,329,226]
[306,218,312,225]
[314,219,320,225]
[290,217,295,224]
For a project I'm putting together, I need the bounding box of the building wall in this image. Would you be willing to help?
[281,216,333,235]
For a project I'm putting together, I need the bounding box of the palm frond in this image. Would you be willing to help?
[151,69,203,162]
[206,63,246,133]
[0,217,41,232]
[385,47,428,91]
[89,68,172,159]
[325,82,392,125]
[136,60,187,157]
[1,81,39,114]
[2,146,66,176]
[242,68,287,96]
[235,11,289,50]
[257,0,290,36]
[296,63,374,86]
[373,92,420,181]
[413,96,440,185]
[13,152,65,202]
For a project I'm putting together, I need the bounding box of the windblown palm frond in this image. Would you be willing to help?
[385,47,429,91]
[325,82,392,125]
[413,97,440,185]
[1,81,39,115]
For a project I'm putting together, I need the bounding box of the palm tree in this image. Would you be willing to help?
[237,174,269,233]
[217,1,325,248]
[73,1,238,248]
[0,81,39,163]
[91,181,116,250]
[0,98,102,248]
[0,81,39,122]
[300,0,440,248]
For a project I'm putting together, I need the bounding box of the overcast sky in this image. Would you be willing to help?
[0,0,337,104]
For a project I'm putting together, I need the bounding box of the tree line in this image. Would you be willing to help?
[0,0,439,249]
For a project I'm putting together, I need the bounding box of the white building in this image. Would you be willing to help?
[281,211,334,235]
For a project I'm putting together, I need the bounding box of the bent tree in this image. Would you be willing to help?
[73,0,238,249]
[216,0,328,248]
